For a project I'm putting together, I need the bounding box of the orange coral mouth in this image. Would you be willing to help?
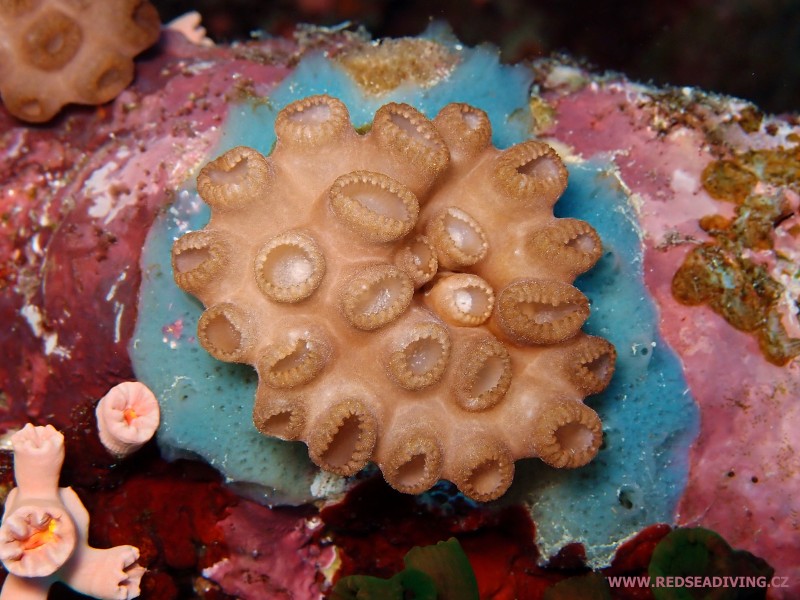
[19,517,59,552]
[123,408,138,425]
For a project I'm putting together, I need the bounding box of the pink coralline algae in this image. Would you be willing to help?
[0,0,161,123]
[95,382,160,459]
[202,501,334,599]
[541,70,800,595]
[0,424,145,599]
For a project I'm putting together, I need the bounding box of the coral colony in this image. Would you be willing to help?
[172,96,616,500]
[137,40,695,568]
[1,2,800,599]
[0,384,158,598]
[0,424,146,599]
[0,0,160,122]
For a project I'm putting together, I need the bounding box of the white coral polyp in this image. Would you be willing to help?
[96,382,160,458]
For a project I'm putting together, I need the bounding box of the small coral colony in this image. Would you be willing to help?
[0,0,160,122]
[172,96,615,501]
[0,384,157,599]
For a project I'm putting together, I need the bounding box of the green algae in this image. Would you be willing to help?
[649,528,774,600]
[331,538,479,600]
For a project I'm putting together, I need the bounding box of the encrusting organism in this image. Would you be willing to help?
[0,0,160,122]
[172,95,616,501]
[0,424,145,599]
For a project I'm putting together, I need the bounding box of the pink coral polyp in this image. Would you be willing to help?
[173,95,616,501]
[95,381,160,458]
[0,503,77,577]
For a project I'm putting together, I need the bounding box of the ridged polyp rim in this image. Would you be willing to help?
[528,218,603,275]
[329,170,419,243]
[340,264,414,331]
[308,398,377,476]
[531,400,602,468]
[426,207,488,269]
[455,336,512,411]
[196,146,273,210]
[497,279,589,345]
[372,102,450,175]
[254,230,326,303]
[252,390,306,441]
[428,274,495,327]
[386,322,451,391]
[433,102,492,157]
[394,235,438,288]
[493,140,568,206]
[172,229,229,293]
[258,335,330,389]
[274,94,351,145]
[453,437,514,502]
[568,336,617,395]
[197,302,252,362]
[22,9,83,71]
[382,430,443,494]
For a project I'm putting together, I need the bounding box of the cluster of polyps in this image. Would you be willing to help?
[0,425,144,599]
[172,95,616,501]
[0,0,160,122]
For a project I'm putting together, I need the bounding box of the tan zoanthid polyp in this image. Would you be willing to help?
[172,95,617,501]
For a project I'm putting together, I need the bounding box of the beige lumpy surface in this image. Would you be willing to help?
[172,95,616,501]
[0,0,160,122]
